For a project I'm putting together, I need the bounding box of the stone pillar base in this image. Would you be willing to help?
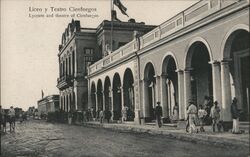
[134,110,140,125]
[162,117,171,123]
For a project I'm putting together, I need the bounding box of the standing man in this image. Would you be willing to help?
[187,100,198,133]
[99,110,104,124]
[122,106,128,122]
[8,106,16,131]
[155,102,163,128]
[198,105,207,132]
[210,101,221,132]
[231,97,241,134]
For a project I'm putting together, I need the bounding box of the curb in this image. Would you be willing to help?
[80,122,249,148]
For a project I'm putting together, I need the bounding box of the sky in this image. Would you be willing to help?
[1,0,198,111]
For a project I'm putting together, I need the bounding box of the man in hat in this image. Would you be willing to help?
[231,97,241,134]
[187,100,198,133]
[210,101,221,132]
[155,101,163,128]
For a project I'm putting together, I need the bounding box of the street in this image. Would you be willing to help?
[1,120,249,157]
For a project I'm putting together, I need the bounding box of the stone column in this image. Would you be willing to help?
[154,75,160,103]
[70,54,73,76]
[68,95,71,112]
[65,58,68,76]
[64,59,66,77]
[160,74,168,118]
[142,79,149,117]
[88,90,92,109]
[95,92,98,112]
[119,86,124,109]
[62,95,65,111]
[176,70,185,120]
[221,60,232,121]
[102,91,105,111]
[184,69,192,119]
[63,60,65,77]
[167,79,172,117]
[211,61,222,106]
[109,88,114,120]
[58,57,61,77]
[67,57,70,76]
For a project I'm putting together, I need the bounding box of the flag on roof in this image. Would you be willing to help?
[113,0,129,17]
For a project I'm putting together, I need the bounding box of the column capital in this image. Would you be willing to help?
[153,75,161,79]
[221,58,232,64]
[184,67,193,72]
[209,60,220,65]
[161,72,167,77]
[141,78,149,82]
[175,69,184,73]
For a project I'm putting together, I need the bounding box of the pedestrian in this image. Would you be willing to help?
[155,102,163,128]
[210,101,221,132]
[99,110,104,124]
[198,105,207,132]
[122,106,128,122]
[172,103,179,122]
[203,96,212,125]
[8,106,16,132]
[187,100,198,133]
[231,97,241,134]
[105,110,112,123]
[90,107,95,121]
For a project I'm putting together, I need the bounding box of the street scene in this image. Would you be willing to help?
[1,120,249,157]
[1,0,250,156]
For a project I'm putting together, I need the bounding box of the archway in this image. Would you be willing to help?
[123,68,135,121]
[144,63,156,122]
[113,73,122,120]
[162,56,178,122]
[104,77,112,111]
[224,29,250,121]
[90,82,96,115]
[97,79,103,111]
[186,41,212,106]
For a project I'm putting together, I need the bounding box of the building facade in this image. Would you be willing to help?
[57,19,155,112]
[87,0,249,124]
[37,95,59,116]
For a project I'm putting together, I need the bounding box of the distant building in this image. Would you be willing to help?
[57,19,155,112]
[37,95,59,117]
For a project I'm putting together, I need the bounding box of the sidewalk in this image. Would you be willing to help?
[81,121,249,148]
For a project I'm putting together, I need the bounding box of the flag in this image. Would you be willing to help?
[113,0,129,17]
[111,10,121,22]
[41,90,44,98]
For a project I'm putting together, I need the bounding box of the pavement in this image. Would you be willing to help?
[1,120,249,157]
[81,121,250,148]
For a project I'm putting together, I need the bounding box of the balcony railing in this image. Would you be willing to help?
[57,75,74,89]
[88,0,246,75]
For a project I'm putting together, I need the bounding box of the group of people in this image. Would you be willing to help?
[0,106,16,132]
[186,97,242,134]
[81,106,135,124]
[98,109,112,123]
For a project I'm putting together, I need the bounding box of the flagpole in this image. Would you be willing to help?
[110,0,114,54]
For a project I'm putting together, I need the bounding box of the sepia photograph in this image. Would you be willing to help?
[1,0,249,156]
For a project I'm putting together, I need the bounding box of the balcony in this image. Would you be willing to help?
[57,75,74,89]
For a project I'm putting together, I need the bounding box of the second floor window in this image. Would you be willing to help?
[84,48,94,55]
